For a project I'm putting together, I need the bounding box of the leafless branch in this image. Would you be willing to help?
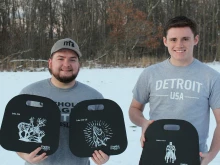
[1,49,32,63]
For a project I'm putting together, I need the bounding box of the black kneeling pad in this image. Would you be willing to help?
[139,119,200,165]
[0,94,60,155]
[69,99,127,157]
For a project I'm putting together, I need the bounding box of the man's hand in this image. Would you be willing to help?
[140,120,154,148]
[200,108,220,164]
[17,147,48,164]
[91,150,109,165]
[200,152,214,165]
[128,99,152,148]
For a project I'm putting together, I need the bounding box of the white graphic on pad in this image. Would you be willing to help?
[84,120,113,148]
[18,117,46,143]
[165,142,176,163]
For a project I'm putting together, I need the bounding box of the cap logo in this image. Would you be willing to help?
[64,40,75,47]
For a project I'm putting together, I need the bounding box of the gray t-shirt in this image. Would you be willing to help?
[20,79,103,165]
[133,59,220,152]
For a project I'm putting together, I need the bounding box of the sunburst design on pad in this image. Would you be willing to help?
[83,120,113,148]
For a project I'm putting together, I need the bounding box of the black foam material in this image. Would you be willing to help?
[1,94,60,155]
[139,119,200,165]
[69,99,127,157]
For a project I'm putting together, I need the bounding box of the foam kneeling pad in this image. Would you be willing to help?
[139,119,200,165]
[0,94,60,155]
[69,99,127,157]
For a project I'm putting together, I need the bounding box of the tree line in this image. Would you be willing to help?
[0,0,220,70]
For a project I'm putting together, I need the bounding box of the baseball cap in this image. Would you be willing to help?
[50,38,82,57]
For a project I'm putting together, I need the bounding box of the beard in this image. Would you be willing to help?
[49,68,79,83]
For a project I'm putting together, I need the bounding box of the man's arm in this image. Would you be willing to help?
[129,98,153,147]
[17,147,47,164]
[200,108,220,165]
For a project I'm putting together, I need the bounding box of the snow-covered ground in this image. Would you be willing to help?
[0,63,220,165]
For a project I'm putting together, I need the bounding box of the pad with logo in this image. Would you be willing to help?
[69,99,127,157]
[139,119,200,165]
[0,94,60,155]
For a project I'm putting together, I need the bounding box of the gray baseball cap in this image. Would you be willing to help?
[50,38,82,57]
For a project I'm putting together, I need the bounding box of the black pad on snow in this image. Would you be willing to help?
[139,119,200,165]
[69,99,127,157]
[0,94,60,155]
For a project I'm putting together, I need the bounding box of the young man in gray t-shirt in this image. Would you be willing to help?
[17,38,109,165]
[129,16,220,165]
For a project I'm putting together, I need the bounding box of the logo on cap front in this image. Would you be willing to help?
[64,40,75,47]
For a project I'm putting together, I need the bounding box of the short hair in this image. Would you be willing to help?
[164,16,198,37]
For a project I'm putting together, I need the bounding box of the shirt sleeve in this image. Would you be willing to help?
[209,75,220,110]
[132,69,150,105]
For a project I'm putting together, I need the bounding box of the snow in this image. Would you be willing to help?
[0,63,220,165]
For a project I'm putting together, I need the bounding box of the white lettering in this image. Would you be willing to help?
[155,79,202,93]
[110,145,120,150]
[184,80,192,90]
[76,118,88,122]
[195,82,202,93]
[192,81,195,91]
[163,80,169,89]
[170,92,184,100]
[176,79,184,89]
[61,114,69,121]
[41,145,50,151]
[179,93,183,100]
[156,80,163,90]
[170,79,176,89]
